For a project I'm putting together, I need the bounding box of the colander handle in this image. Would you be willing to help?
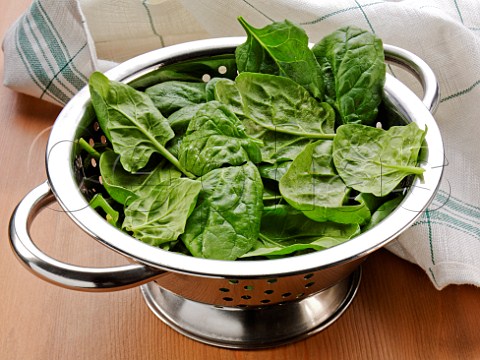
[9,181,165,292]
[384,44,440,114]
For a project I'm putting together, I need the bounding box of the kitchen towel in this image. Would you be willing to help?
[3,0,480,289]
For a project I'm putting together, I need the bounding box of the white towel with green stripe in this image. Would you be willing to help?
[3,0,480,289]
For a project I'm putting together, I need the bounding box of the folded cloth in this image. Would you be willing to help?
[3,0,480,289]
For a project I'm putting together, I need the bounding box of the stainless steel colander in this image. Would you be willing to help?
[9,38,444,349]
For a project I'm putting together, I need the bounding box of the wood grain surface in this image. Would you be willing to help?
[1,2,479,359]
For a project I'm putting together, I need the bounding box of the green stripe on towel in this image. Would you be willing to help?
[24,14,76,98]
[16,23,68,104]
[31,1,87,90]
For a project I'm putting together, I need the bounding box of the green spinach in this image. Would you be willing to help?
[242,204,360,258]
[279,140,371,224]
[182,162,264,260]
[236,16,323,98]
[257,131,312,164]
[258,161,292,182]
[236,72,335,138]
[128,54,238,89]
[333,123,426,197]
[210,78,245,117]
[99,150,182,205]
[167,103,204,134]
[363,195,404,231]
[312,26,386,125]
[146,81,207,116]
[99,150,142,205]
[89,72,193,177]
[123,176,202,247]
[179,101,262,176]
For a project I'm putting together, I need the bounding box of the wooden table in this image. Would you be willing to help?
[1,2,479,359]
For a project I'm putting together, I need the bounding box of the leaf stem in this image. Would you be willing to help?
[263,195,282,201]
[156,145,196,179]
[258,233,277,244]
[375,162,425,175]
[78,138,100,159]
[115,108,196,179]
[89,194,119,226]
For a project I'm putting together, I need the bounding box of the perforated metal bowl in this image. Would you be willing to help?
[9,38,444,349]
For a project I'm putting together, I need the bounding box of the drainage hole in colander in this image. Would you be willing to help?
[90,158,97,168]
[264,289,274,295]
[228,279,239,285]
[305,282,315,288]
[241,295,251,300]
[222,297,233,302]
[244,285,254,291]
[260,299,271,304]
[218,65,227,74]
[281,292,292,298]
[267,278,277,284]
[219,287,230,293]
[236,304,248,308]
[202,74,211,82]
[304,273,314,280]
[296,293,305,299]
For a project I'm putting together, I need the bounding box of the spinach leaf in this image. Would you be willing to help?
[257,131,312,164]
[333,123,426,197]
[258,161,291,182]
[165,104,203,159]
[167,103,204,134]
[312,26,386,125]
[236,72,335,138]
[210,78,245,118]
[100,150,182,205]
[279,140,371,224]
[128,54,238,89]
[89,72,192,177]
[354,192,390,214]
[146,81,206,116]
[123,176,202,246]
[99,150,143,205]
[241,116,269,140]
[206,77,228,101]
[165,136,182,159]
[182,162,264,260]
[363,195,404,231]
[236,17,323,98]
[179,101,262,176]
[242,204,361,258]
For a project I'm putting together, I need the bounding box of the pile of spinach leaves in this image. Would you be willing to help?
[81,17,426,261]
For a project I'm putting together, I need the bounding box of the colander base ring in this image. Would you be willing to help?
[140,268,361,349]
